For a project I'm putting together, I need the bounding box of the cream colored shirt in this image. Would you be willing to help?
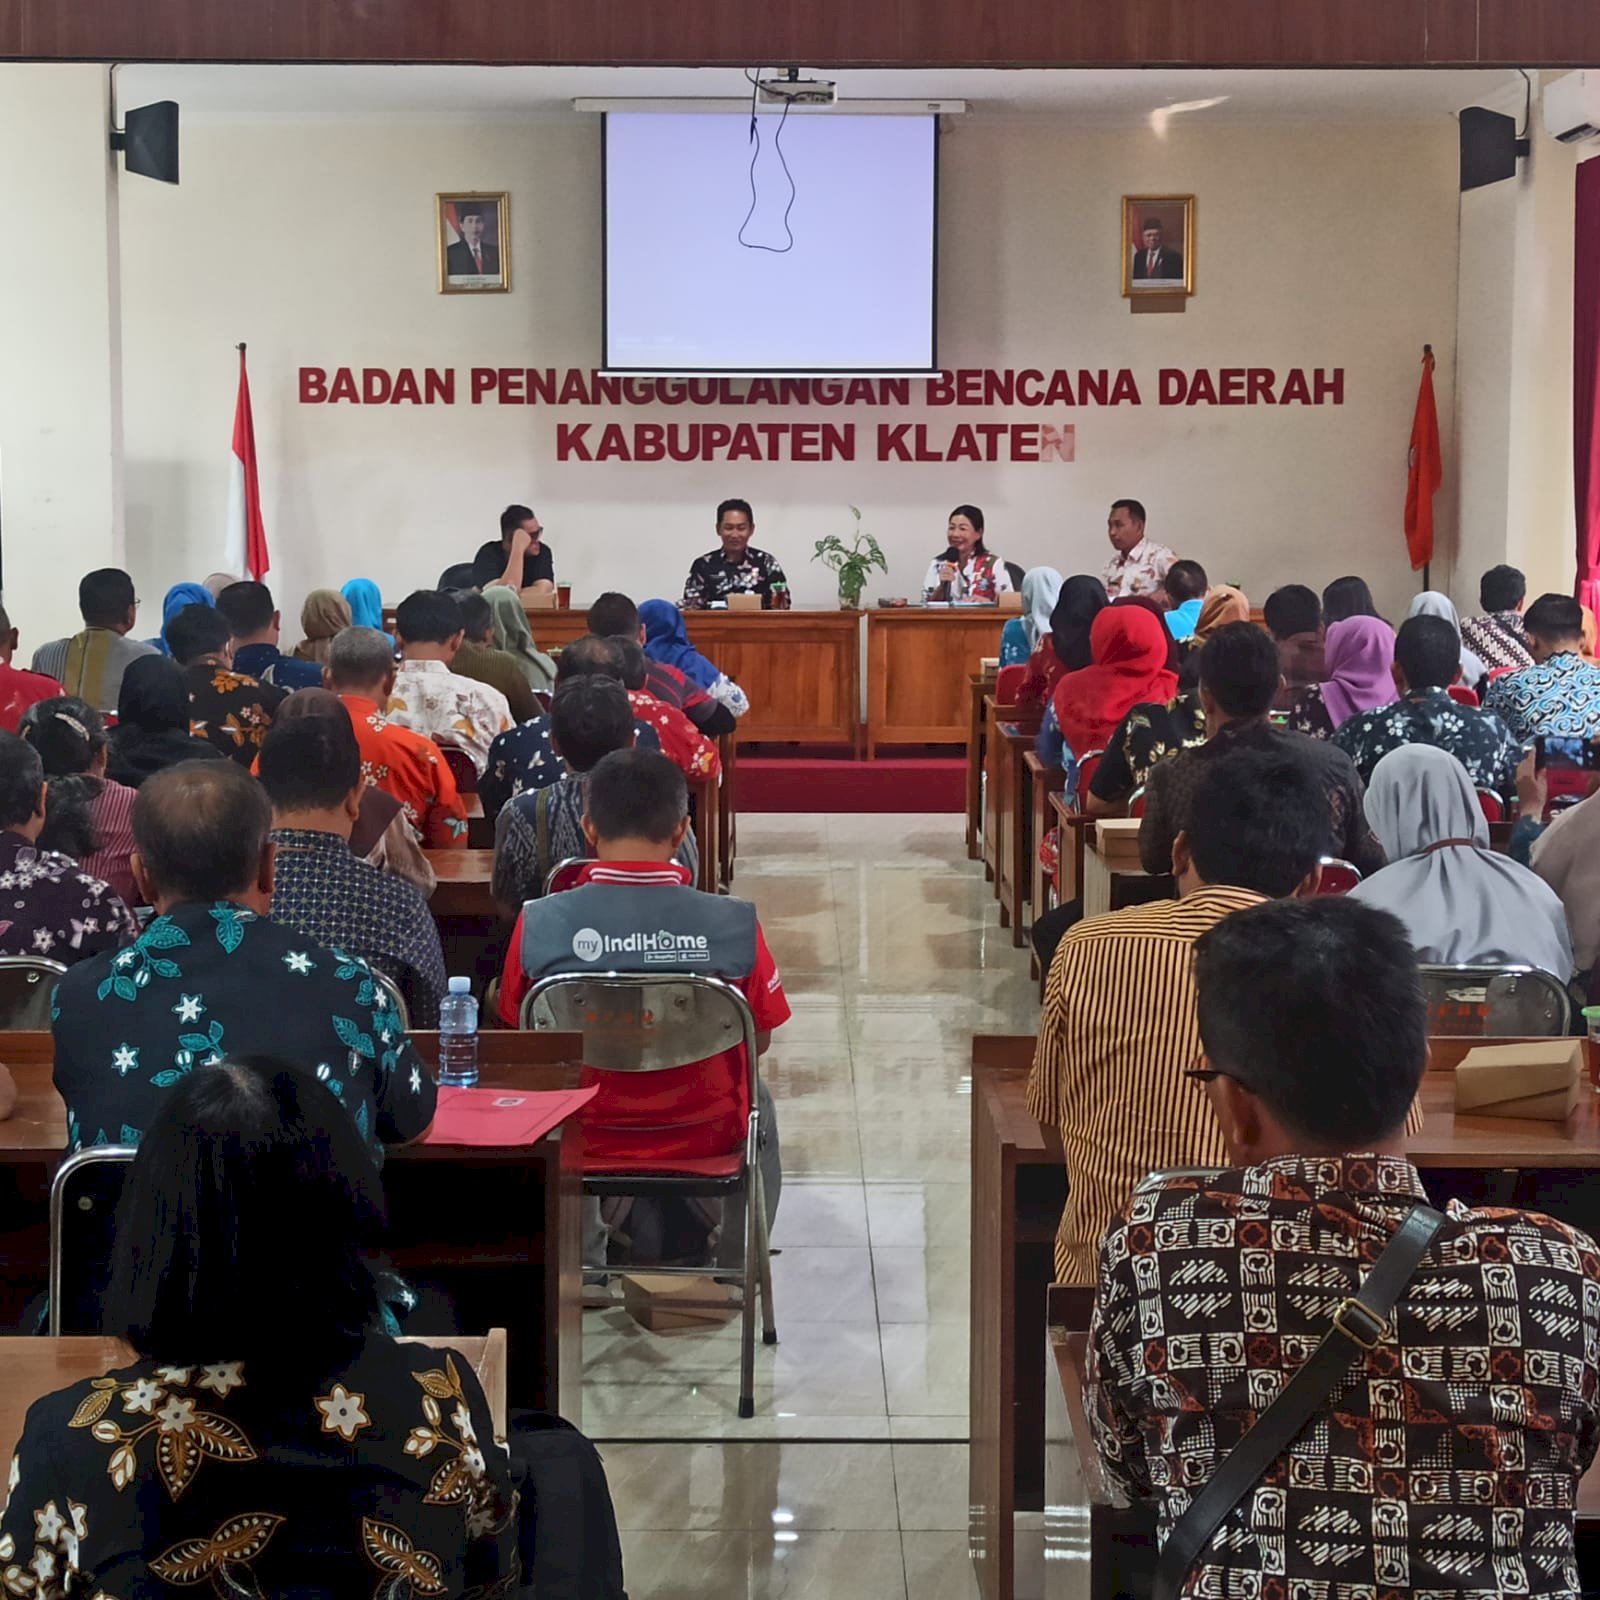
[386,659,512,775]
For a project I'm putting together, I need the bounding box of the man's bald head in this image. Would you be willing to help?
[325,626,397,697]
[133,761,273,910]
[555,633,626,684]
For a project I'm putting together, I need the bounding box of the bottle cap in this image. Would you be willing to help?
[448,975,472,994]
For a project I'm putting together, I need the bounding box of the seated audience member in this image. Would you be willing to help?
[485,585,556,695]
[292,587,353,664]
[1028,744,1327,1287]
[386,589,513,773]
[23,697,139,905]
[1351,744,1573,975]
[53,760,434,1153]
[1461,561,1535,673]
[1088,895,1600,1600]
[1284,615,1396,738]
[0,604,62,732]
[499,748,785,1262]
[215,579,324,689]
[1261,582,1326,708]
[325,626,469,851]
[145,582,215,657]
[106,656,227,788]
[259,713,447,1026]
[0,729,136,963]
[1320,573,1381,624]
[1018,575,1106,708]
[682,497,788,610]
[1484,592,1600,741]
[340,577,393,645]
[167,603,287,764]
[0,1059,520,1595]
[1159,559,1208,639]
[1332,613,1520,792]
[202,571,241,599]
[1101,498,1175,600]
[1407,589,1487,689]
[1522,770,1600,985]
[448,590,543,724]
[1001,567,1063,666]
[473,502,556,593]
[1138,623,1384,879]
[605,635,721,780]
[640,599,750,718]
[31,568,157,714]
[492,675,693,908]
[589,591,734,736]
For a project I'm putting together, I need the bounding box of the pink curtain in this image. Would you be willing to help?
[1575,160,1600,614]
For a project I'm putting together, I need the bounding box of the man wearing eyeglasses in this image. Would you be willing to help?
[1026,743,1326,1289]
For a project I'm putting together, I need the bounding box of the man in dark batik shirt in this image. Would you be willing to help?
[53,760,434,1156]
[681,498,789,609]
[167,603,286,766]
[1088,897,1600,1600]
[1460,562,1536,676]
[1334,614,1521,794]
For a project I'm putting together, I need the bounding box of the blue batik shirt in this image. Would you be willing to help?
[1483,652,1600,743]
[51,899,436,1159]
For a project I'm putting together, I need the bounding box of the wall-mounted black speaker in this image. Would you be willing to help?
[112,101,179,185]
[1459,105,1527,193]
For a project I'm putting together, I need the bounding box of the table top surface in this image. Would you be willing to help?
[424,848,495,882]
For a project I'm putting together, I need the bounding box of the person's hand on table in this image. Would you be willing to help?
[0,1065,16,1121]
[1515,749,1547,820]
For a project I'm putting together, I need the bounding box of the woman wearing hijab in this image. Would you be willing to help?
[293,590,353,664]
[1001,568,1063,667]
[639,599,749,718]
[105,656,227,788]
[340,578,394,647]
[1406,590,1487,691]
[1321,575,1382,625]
[1019,575,1106,709]
[1351,744,1573,977]
[201,571,242,600]
[485,585,556,694]
[1285,615,1396,738]
[144,583,215,657]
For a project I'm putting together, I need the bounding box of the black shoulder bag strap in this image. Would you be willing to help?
[1152,1201,1448,1600]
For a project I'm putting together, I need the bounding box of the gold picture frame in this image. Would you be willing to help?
[437,191,510,294]
[1122,195,1195,297]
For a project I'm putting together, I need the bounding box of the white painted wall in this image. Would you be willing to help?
[0,65,125,649]
[111,112,1462,624]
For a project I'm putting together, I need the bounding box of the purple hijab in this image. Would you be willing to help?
[1320,616,1397,729]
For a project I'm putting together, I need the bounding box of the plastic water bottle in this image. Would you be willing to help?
[437,976,480,1087]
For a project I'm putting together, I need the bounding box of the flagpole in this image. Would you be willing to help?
[1421,343,1431,592]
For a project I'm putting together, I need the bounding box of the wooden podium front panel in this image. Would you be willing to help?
[866,610,1007,756]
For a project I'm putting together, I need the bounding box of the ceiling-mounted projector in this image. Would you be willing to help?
[758,71,838,107]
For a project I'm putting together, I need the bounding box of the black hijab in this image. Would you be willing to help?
[1047,576,1109,672]
[107,657,226,787]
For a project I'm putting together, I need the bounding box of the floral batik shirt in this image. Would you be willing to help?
[181,662,287,766]
[0,1339,519,1597]
[478,714,661,820]
[625,691,720,781]
[51,899,436,1156]
[1332,685,1522,793]
[0,831,137,968]
[1484,651,1600,742]
[387,661,513,776]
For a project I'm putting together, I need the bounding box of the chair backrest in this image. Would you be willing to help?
[1004,561,1027,593]
[995,664,1027,702]
[1446,683,1480,708]
[1126,785,1147,819]
[49,1145,137,1335]
[1074,749,1105,801]
[371,968,410,1030]
[545,857,589,896]
[1416,963,1572,1037]
[1135,1166,1224,1194]
[1314,856,1362,895]
[438,743,479,794]
[1476,787,1506,824]
[0,955,68,1030]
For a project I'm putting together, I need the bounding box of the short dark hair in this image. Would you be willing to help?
[1394,614,1460,690]
[1321,576,1379,625]
[0,731,45,831]
[1185,743,1325,896]
[165,603,233,665]
[716,498,754,526]
[78,568,137,629]
[258,711,361,813]
[1141,216,1163,232]
[22,696,107,777]
[1197,623,1281,719]
[215,581,276,638]
[555,634,625,685]
[108,1058,384,1371]
[549,676,634,773]
[949,503,985,534]
[1479,564,1526,613]
[456,592,494,643]
[1524,592,1585,646]
[394,590,464,647]
[1262,584,1322,640]
[605,635,649,691]
[585,748,687,843]
[1164,559,1208,604]
[133,761,272,903]
[588,593,640,638]
[500,504,535,539]
[1111,498,1146,525]
[1193,898,1427,1146]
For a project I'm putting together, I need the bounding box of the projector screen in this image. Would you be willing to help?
[603,111,938,374]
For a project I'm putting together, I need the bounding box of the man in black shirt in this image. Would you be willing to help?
[682,498,789,609]
[471,504,555,594]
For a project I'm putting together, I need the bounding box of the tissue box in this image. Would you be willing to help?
[1455,1041,1584,1124]
[1094,818,1145,865]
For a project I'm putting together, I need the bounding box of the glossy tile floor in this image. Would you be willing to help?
[584,813,1041,1599]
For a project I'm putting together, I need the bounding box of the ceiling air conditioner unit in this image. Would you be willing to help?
[1543,70,1600,144]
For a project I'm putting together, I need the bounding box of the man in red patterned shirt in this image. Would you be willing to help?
[0,605,62,734]
[586,591,736,738]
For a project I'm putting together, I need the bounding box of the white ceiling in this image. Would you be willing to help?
[113,63,1526,126]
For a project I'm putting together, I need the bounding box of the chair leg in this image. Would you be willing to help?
[754,1169,777,1346]
[738,1156,760,1419]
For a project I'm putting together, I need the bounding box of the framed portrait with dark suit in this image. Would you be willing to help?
[437,192,510,294]
[1122,195,1194,297]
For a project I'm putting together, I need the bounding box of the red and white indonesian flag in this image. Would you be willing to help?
[224,346,270,580]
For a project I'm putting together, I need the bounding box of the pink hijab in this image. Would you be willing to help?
[1320,616,1397,729]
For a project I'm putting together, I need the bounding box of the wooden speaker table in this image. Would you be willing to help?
[866,607,1007,758]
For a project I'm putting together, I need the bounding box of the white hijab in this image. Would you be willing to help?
[1407,591,1488,691]
[1350,745,1573,977]
[1020,567,1064,652]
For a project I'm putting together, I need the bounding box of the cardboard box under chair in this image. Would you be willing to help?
[620,1273,740,1335]
[1454,1041,1584,1126]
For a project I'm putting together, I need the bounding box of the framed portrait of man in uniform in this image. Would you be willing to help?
[1122,195,1195,297]
[437,192,510,294]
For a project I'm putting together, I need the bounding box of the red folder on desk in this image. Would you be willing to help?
[423,1085,598,1147]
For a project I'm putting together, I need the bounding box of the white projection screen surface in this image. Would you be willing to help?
[603,111,938,374]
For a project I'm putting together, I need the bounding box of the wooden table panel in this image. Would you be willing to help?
[966,672,994,861]
[866,610,1007,757]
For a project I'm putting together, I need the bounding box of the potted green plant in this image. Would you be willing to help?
[812,507,888,610]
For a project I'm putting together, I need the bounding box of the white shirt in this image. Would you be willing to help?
[1102,538,1177,600]
[921,552,1014,601]
[386,659,513,774]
